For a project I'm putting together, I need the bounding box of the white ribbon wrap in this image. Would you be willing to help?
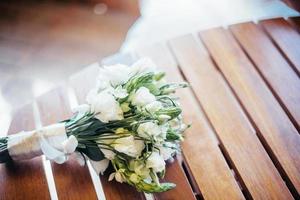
[7,123,78,164]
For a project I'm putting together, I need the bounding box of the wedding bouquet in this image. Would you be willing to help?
[0,58,189,193]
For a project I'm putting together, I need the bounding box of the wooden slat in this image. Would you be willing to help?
[137,44,244,200]
[169,34,294,199]
[36,87,97,200]
[200,27,300,197]
[0,104,50,199]
[261,18,300,75]
[230,22,300,131]
[69,63,145,200]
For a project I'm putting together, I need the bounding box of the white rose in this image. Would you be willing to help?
[144,101,162,114]
[130,58,157,76]
[146,152,165,173]
[137,122,161,138]
[98,64,131,88]
[114,136,145,158]
[87,90,123,122]
[132,87,156,107]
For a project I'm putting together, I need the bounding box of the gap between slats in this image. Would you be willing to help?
[258,20,300,78]
[167,43,248,199]
[0,104,51,200]
[229,22,300,134]
[169,34,294,199]
[197,28,300,198]
[36,86,98,200]
[225,27,300,198]
[33,101,58,200]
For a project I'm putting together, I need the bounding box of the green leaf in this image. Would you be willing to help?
[136,181,176,193]
[0,137,11,163]
[77,142,105,161]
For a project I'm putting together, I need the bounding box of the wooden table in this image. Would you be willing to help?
[1,17,300,200]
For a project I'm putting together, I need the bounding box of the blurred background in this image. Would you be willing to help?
[0,0,299,134]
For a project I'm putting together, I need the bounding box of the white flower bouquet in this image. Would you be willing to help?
[0,58,189,193]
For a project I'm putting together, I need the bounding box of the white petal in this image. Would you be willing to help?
[131,87,156,107]
[137,122,161,138]
[90,159,110,175]
[108,172,116,181]
[146,152,165,173]
[115,171,123,183]
[62,135,78,154]
[99,64,131,87]
[145,101,162,113]
[53,156,68,164]
[114,136,145,157]
[130,58,157,75]
[101,148,116,160]
[90,91,124,122]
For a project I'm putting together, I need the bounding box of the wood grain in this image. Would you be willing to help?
[200,27,300,197]
[0,104,50,200]
[261,18,300,75]
[169,34,293,199]
[36,87,97,200]
[137,44,244,200]
[230,22,300,131]
[68,64,145,200]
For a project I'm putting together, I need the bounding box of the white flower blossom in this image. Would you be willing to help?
[158,114,171,122]
[146,152,165,173]
[131,87,156,107]
[109,170,124,183]
[100,148,116,160]
[129,160,151,179]
[158,142,177,161]
[111,86,128,99]
[113,136,145,158]
[62,135,78,154]
[144,101,162,114]
[130,58,157,76]
[137,122,161,138]
[87,90,123,122]
[115,171,124,183]
[97,64,131,88]
[90,159,110,175]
